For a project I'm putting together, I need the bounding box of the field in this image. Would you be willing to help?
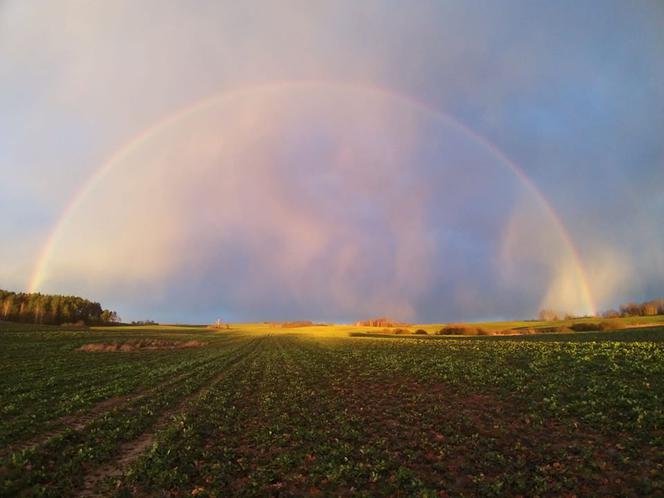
[1,321,663,497]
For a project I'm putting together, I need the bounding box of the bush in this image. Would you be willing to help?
[414,329,428,335]
[393,328,410,335]
[570,322,602,332]
[437,324,489,336]
[535,325,572,334]
[569,321,626,332]
[598,319,627,331]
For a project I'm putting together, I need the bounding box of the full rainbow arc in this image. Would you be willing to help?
[28,80,596,316]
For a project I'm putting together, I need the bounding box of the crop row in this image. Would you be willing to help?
[0,336,261,497]
[332,337,664,434]
[0,334,246,447]
[2,329,662,496]
[106,335,663,496]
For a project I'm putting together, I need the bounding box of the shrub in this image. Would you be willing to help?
[393,328,410,335]
[569,320,626,332]
[598,319,627,331]
[569,322,616,332]
[496,329,530,335]
[569,322,602,332]
[536,325,572,334]
[414,329,428,335]
[437,324,488,336]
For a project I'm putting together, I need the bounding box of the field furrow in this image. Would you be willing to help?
[77,337,265,497]
[1,353,224,459]
[1,325,662,497]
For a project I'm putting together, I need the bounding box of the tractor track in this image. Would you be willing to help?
[0,353,226,460]
[76,336,263,497]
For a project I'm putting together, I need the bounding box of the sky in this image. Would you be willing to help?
[1,0,663,323]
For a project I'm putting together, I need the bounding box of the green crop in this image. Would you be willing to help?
[1,324,662,496]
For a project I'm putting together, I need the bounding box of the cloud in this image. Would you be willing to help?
[32,85,592,322]
[1,1,662,321]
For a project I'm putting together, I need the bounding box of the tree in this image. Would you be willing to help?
[620,302,641,316]
[538,309,560,321]
[0,289,119,326]
[602,309,620,319]
[642,303,658,316]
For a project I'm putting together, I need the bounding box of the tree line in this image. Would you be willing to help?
[602,298,664,318]
[0,289,119,325]
[539,297,664,321]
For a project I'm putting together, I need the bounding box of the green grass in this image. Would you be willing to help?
[1,322,662,496]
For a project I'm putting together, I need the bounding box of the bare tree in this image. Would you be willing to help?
[538,309,560,321]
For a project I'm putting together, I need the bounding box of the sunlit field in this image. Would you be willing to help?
[2,2,664,497]
[1,320,662,497]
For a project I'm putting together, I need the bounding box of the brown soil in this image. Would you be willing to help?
[78,339,206,352]
[324,377,662,497]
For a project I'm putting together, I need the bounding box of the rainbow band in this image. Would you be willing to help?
[28,80,596,315]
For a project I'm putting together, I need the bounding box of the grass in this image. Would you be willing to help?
[0,319,662,496]
[345,314,664,336]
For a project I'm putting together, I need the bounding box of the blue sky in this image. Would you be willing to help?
[1,1,662,323]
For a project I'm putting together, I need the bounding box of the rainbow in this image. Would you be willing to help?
[28,80,596,315]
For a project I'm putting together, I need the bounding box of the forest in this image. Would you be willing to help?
[0,289,119,325]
